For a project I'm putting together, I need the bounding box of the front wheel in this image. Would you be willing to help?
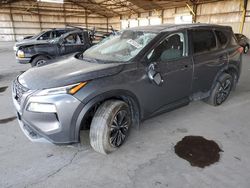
[205,73,233,106]
[31,55,48,67]
[90,100,131,154]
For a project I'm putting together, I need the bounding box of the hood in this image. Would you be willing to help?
[18,56,124,90]
[15,39,50,48]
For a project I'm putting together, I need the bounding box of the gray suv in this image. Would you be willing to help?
[12,24,242,154]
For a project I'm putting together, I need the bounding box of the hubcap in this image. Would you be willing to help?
[245,46,248,53]
[36,59,46,66]
[216,79,231,105]
[110,110,129,147]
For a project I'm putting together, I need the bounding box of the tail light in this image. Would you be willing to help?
[237,47,244,54]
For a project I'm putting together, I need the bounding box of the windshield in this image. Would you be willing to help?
[82,30,157,62]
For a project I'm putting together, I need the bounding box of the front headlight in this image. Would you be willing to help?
[17,50,25,58]
[27,102,57,113]
[35,82,87,96]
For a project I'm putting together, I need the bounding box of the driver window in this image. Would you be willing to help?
[64,34,81,44]
[147,33,185,62]
[39,31,53,40]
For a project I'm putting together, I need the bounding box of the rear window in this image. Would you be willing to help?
[191,30,216,54]
[215,30,228,48]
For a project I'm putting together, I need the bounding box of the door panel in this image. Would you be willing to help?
[192,50,228,93]
[135,31,193,116]
[189,29,228,93]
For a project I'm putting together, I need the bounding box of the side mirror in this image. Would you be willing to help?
[147,63,163,86]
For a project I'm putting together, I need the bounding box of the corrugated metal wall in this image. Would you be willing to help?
[0,0,249,41]
[0,1,108,41]
[111,0,249,38]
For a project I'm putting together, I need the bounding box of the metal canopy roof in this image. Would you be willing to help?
[0,0,224,17]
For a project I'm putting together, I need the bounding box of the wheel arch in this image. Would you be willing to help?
[74,90,141,142]
[30,53,53,63]
[210,64,239,92]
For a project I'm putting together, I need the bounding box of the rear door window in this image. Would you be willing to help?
[215,30,228,48]
[191,29,217,54]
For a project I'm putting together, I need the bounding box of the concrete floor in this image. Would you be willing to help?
[1,42,250,188]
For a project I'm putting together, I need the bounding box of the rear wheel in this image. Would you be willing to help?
[31,55,48,67]
[90,100,131,154]
[206,73,233,106]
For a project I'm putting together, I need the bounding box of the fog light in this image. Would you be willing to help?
[27,102,57,113]
[17,50,25,58]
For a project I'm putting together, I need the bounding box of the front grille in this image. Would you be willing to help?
[13,79,29,104]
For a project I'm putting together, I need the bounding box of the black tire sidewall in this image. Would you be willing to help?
[212,74,233,106]
[90,100,131,154]
[31,56,48,67]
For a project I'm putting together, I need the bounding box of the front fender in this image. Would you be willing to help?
[72,89,141,142]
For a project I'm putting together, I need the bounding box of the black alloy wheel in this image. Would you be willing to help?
[215,79,232,105]
[110,110,129,147]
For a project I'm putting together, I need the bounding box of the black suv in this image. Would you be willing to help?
[13,28,75,51]
[12,24,242,154]
[15,29,92,66]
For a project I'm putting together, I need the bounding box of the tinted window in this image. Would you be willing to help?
[55,30,68,38]
[39,31,53,40]
[64,34,82,44]
[191,30,216,54]
[230,35,238,46]
[148,33,185,62]
[215,30,228,47]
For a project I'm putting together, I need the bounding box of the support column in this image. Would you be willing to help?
[37,2,42,31]
[192,4,197,23]
[63,2,66,27]
[9,4,16,41]
[161,10,164,24]
[240,0,248,33]
[85,9,88,29]
[106,17,109,33]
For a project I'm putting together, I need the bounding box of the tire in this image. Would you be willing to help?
[31,55,48,67]
[244,45,249,54]
[206,73,233,106]
[230,71,238,91]
[90,100,131,154]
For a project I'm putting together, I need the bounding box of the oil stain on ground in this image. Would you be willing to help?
[0,116,16,124]
[174,136,222,168]
[0,86,8,93]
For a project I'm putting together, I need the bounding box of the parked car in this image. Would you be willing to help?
[12,24,242,154]
[15,30,92,66]
[13,28,75,51]
[235,33,249,53]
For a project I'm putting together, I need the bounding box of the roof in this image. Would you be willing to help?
[0,0,225,17]
[126,23,232,33]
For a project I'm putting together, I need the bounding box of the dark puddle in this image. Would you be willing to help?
[174,136,222,168]
[0,116,17,124]
[0,86,8,93]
